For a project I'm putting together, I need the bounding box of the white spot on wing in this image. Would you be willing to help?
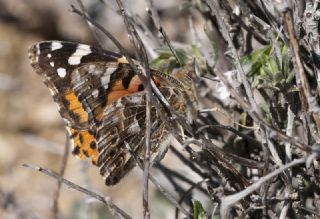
[57,68,67,78]
[127,119,140,133]
[101,74,111,88]
[106,66,117,75]
[51,41,63,51]
[68,44,91,65]
[35,44,40,62]
[88,65,96,74]
[50,62,54,67]
[73,69,81,82]
[92,89,99,98]
[115,100,124,108]
[36,44,40,56]
[47,53,52,58]
[130,96,143,103]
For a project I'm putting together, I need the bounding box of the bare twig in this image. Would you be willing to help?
[285,108,295,176]
[145,0,183,66]
[70,5,131,61]
[52,133,70,219]
[156,164,208,195]
[201,29,310,153]
[284,9,320,131]
[113,1,152,217]
[22,164,132,219]
[175,179,210,219]
[206,0,262,117]
[124,141,193,218]
[188,16,216,67]
[75,0,104,47]
[24,134,64,155]
[72,4,194,218]
[220,154,317,219]
[143,54,152,219]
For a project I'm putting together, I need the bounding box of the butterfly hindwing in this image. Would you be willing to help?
[96,91,173,185]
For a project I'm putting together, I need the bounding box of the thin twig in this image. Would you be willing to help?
[113,1,151,217]
[188,16,216,67]
[283,9,320,130]
[75,0,104,47]
[144,0,183,66]
[220,154,317,219]
[206,0,262,117]
[71,3,187,131]
[285,108,295,177]
[22,163,132,219]
[143,52,152,219]
[148,170,193,218]
[175,179,210,219]
[156,163,208,195]
[202,34,310,153]
[52,133,70,219]
[124,142,193,218]
[72,4,194,217]
[70,5,130,58]
[196,124,261,146]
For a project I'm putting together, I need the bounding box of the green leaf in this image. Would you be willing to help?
[241,40,293,89]
[151,47,190,74]
[193,200,206,219]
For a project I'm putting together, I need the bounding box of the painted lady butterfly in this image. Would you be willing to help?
[28,41,197,185]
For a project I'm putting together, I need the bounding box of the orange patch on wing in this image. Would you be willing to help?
[65,91,88,123]
[106,75,162,105]
[152,76,161,87]
[106,76,142,104]
[126,75,161,92]
[107,90,130,105]
[68,127,99,165]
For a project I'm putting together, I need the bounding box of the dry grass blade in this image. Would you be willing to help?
[22,163,132,219]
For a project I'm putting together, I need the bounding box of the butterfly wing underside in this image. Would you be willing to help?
[28,41,190,185]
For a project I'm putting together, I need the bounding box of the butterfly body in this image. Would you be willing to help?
[28,41,196,185]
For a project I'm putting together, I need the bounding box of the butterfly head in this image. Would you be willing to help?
[165,66,198,123]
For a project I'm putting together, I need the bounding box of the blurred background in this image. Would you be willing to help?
[0,0,210,218]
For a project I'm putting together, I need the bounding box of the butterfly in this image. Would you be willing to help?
[28,41,197,185]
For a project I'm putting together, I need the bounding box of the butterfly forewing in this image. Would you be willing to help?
[28,41,124,128]
[28,41,127,166]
